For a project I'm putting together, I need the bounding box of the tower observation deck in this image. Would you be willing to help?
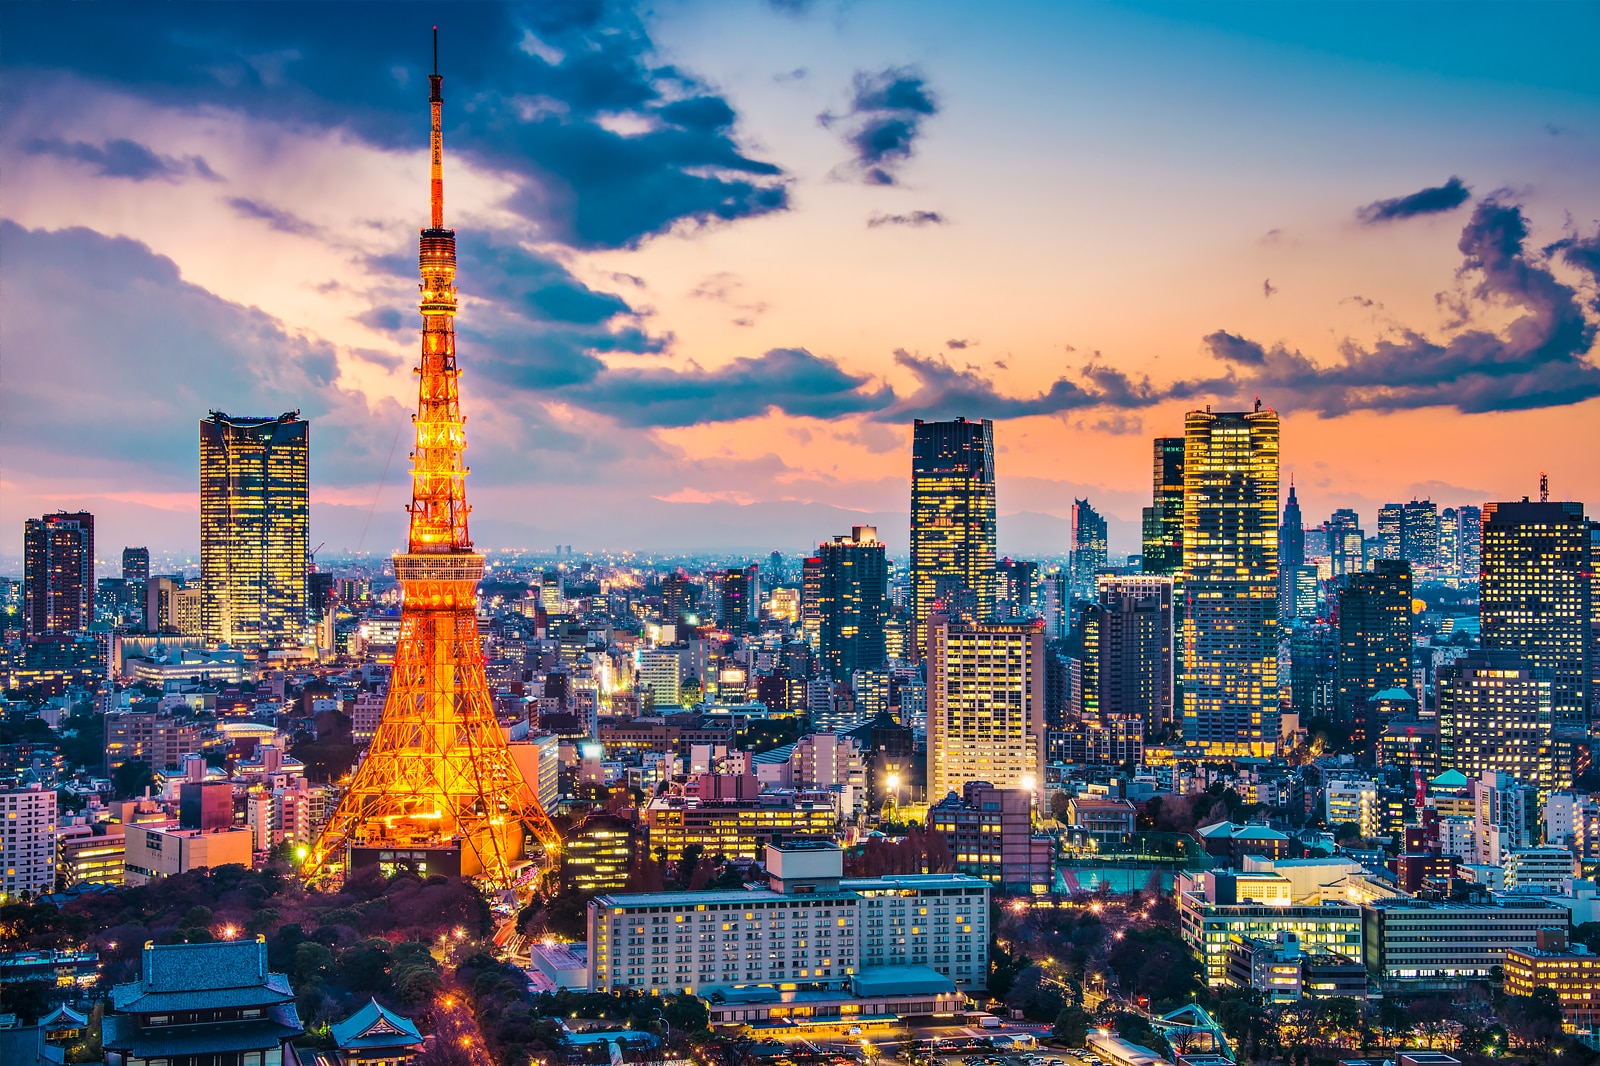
[304,32,560,885]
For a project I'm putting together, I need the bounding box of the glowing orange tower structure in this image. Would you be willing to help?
[305,33,559,885]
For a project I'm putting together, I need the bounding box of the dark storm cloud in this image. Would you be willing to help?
[22,136,218,182]
[866,210,946,228]
[4,3,787,249]
[560,348,895,427]
[227,197,320,236]
[0,221,401,482]
[1203,201,1600,414]
[1548,226,1600,306]
[1356,176,1472,224]
[821,67,938,186]
[874,350,1180,422]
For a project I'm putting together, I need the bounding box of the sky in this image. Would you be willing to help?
[2,0,1598,568]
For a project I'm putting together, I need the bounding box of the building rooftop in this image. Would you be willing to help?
[329,998,423,1051]
[851,965,956,997]
[112,939,294,1014]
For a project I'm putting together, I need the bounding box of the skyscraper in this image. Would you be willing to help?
[1070,499,1109,598]
[1279,480,1305,622]
[1094,576,1175,738]
[926,615,1045,802]
[1401,499,1439,569]
[801,555,823,652]
[1141,437,1185,577]
[996,558,1040,619]
[1377,504,1404,561]
[121,547,150,583]
[1335,560,1414,720]
[199,411,310,647]
[720,565,757,634]
[23,512,94,641]
[1438,651,1573,795]
[306,39,557,884]
[1481,499,1594,733]
[1180,405,1280,755]
[814,526,888,682]
[909,417,997,657]
[1326,509,1365,577]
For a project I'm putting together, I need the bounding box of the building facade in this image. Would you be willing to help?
[1480,500,1593,734]
[927,781,1052,892]
[909,418,997,658]
[1,784,58,902]
[1094,576,1176,737]
[1181,407,1280,755]
[926,617,1045,802]
[1362,898,1571,986]
[1141,437,1186,577]
[1336,561,1414,720]
[814,527,888,683]
[200,411,310,648]
[1438,652,1575,795]
[23,512,94,641]
[1071,499,1109,598]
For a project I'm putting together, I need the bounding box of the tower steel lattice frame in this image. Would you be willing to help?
[304,35,560,885]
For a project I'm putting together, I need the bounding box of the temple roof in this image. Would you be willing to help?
[331,999,424,1050]
[112,940,295,1013]
[102,1003,303,1057]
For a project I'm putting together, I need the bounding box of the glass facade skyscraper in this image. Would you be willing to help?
[814,526,888,682]
[199,411,310,648]
[23,511,95,641]
[909,417,996,658]
[1070,498,1109,598]
[1181,406,1280,755]
[1141,437,1185,577]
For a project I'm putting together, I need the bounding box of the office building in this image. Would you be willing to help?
[927,781,1052,893]
[1071,499,1109,598]
[587,841,991,996]
[814,527,888,682]
[55,821,127,888]
[1439,652,1576,795]
[1326,508,1366,577]
[122,825,254,885]
[1289,621,1337,720]
[199,410,310,647]
[662,572,690,626]
[1378,504,1404,562]
[1094,576,1176,736]
[1361,897,1571,986]
[1141,437,1185,577]
[996,557,1040,619]
[925,617,1045,801]
[1178,872,1362,987]
[22,511,94,641]
[1336,561,1414,721]
[1325,780,1381,839]
[641,787,838,863]
[1,784,58,902]
[800,555,824,652]
[1225,933,1367,1003]
[1504,929,1600,1033]
[121,547,150,583]
[721,565,758,634]
[561,812,638,894]
[1402,500,1439,568]
[1438,505,1482,582]
[102,940,303,1066]
[909,417,996,657]
[1180,406,1281,755]
[103,708,202,775]
[1481,499,1593,733]
[637,649,684,710]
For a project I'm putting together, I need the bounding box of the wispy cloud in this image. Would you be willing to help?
[867,210,946,228]
[821,66,939,186]
[23,136,220,183]
[1357,176,1472,224]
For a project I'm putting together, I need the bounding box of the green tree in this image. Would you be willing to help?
[1053,1005,1093,1045]
[661,991,711,1035]
[112,759,153,798]
[294,941,336,986]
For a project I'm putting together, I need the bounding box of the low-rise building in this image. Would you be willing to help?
[122,825,253,886]
[1503,929,1600,1033]
[561,812,637,894]
[55,820,125,888]
[641,790,837,863]
[1178,871,1362,987]
[1503,847,1578,892]
[928,781,1053,893]
[1064,796,1136,843]
[321,997,424,1066]
[1361,897,1572,987]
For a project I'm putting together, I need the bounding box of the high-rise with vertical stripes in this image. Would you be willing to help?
[1180,405,1280,755]
[909,417,996,658]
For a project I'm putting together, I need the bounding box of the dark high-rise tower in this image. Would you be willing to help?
[1336,559,1414,720]
[720,565,758,634]
[1481,499,1593,733]
[23,512,94,641]
[1094,576,1175,737]
[1401,499,1439,569]
[1279,480,1306,623]
[814,526,888,682]
[121,547,150,583]
[1141,437,1185,576]
[909,417,996,657]
[1070,499,1109,598]
[200,411,309,647]
[1181,406,1280,755]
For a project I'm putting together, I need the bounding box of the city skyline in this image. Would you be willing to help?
[3,2,1600,563]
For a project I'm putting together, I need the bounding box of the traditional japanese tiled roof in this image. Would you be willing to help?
[101,1003,303,1057]
[111,939,295,1013]
[330,999,424,1051]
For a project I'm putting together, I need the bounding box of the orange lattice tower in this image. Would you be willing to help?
[304,32,559,886]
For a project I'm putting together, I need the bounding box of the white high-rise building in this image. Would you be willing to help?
[1,783,58,901]
[926,616,1045,803]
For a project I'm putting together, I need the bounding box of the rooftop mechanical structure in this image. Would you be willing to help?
[304,32,560,886]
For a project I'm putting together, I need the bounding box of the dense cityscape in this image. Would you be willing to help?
[4,9,1600,1066]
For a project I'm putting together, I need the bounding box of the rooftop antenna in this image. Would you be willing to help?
[1539,472,1549,503]
[433,25,438,77]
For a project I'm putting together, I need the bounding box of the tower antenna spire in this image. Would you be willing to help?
[433,25,438,76]
[428,27,444,230]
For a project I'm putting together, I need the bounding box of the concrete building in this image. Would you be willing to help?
[1,783,58,902]
[1064,796,1137,844]
[1439,653,1576,797]
[103,708,202,775]
[1503,929,1600,1034]
[926,616,1045,802]
[641,788,838,863]
[1093,576,1176,737]
[55,820,126,888]
[1502,847,1577,892]
[1361,897,1571,986]
[928,781,1053,893]
[1325,780,1382,839]
[560,812,637,894]
[587,841,991,998]
[122,825,254,885]
[1178,871,1362,987]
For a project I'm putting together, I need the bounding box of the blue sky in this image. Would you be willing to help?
[1,1,1597,564]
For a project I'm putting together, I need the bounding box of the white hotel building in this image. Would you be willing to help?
[587,841,990,1010]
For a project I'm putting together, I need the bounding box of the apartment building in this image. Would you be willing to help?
[1,783,58,901]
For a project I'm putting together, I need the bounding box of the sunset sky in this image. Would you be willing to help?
[3,1,1598,566]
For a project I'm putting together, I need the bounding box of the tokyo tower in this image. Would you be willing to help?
[304,32,560,885]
